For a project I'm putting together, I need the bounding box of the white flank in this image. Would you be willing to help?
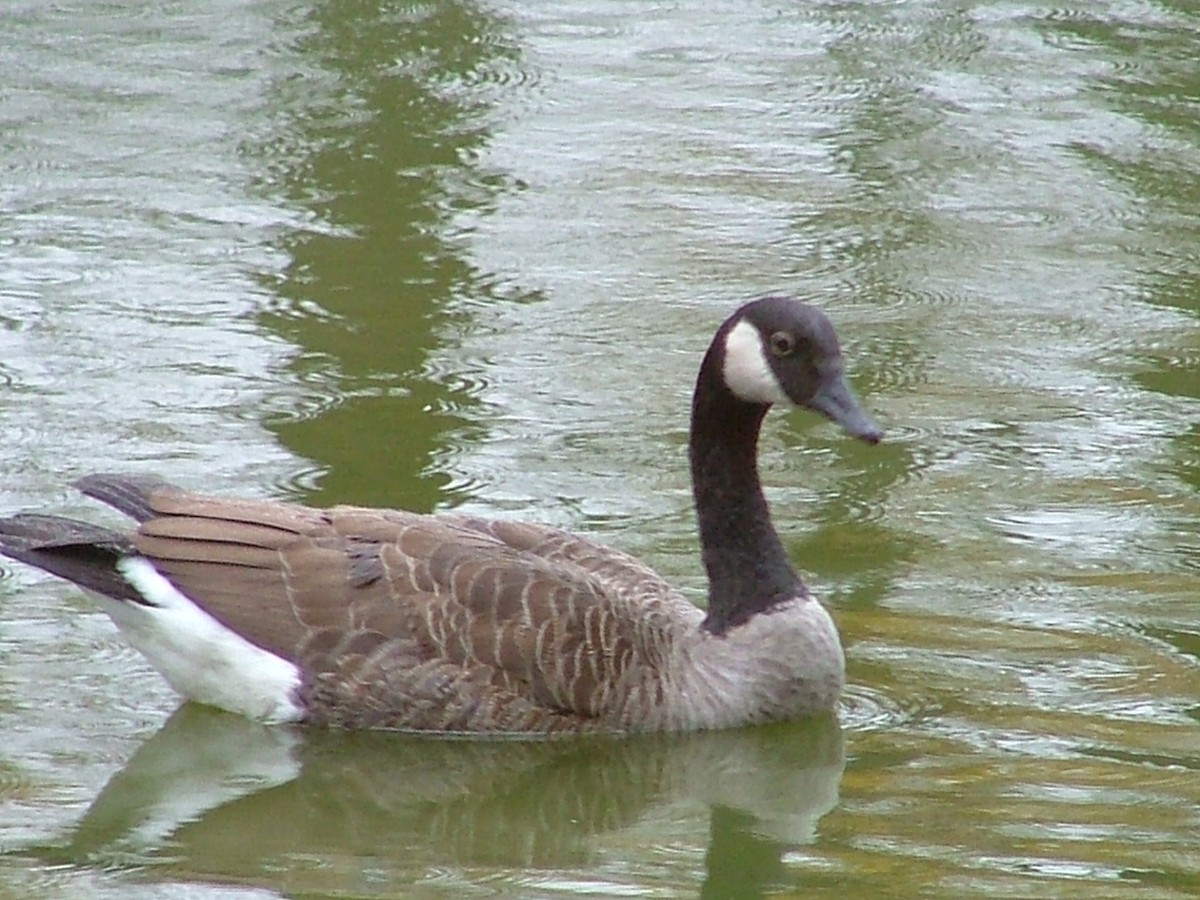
[721,319,791,406]
[100,557,305,724]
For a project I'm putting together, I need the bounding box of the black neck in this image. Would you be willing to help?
[689,353,805,636]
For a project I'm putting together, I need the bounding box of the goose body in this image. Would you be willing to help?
[0,296,881,734]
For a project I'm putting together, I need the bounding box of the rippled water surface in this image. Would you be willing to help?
[1,1,1198,897]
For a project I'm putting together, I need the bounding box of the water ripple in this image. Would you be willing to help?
[388,17,546,111]
[456,49,544,94]
[857,332,936,396]
[839,682,930,733]
[0,761,35,804]
[270,464,329,502]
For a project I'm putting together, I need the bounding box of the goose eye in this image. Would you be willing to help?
[768,331,795,357]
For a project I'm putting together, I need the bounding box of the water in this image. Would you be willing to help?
[1,0,1198,897]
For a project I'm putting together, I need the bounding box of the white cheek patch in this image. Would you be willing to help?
[721,320,791,406]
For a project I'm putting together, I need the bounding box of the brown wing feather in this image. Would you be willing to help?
[126,485,686,730]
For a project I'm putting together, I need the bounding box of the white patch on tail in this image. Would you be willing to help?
[99,557,305,724]
[722,319,790,406]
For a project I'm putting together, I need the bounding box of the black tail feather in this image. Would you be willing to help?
[0,514,142,604]
[74,473,177,524]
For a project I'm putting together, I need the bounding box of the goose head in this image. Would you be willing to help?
[689,295,881,636]
[714,295,882,444]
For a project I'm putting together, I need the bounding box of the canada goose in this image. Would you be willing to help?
[0,296,881,734]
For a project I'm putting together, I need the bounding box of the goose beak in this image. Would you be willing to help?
[807,372,883,444]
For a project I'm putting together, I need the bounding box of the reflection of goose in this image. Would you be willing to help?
[0,297,880,733]
[59,706,844,893]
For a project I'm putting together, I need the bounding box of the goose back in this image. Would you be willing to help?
[113,479,701,732]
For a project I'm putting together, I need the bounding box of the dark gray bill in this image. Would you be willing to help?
[808,372,883,444]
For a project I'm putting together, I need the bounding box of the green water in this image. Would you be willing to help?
[1,0,1198,897]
